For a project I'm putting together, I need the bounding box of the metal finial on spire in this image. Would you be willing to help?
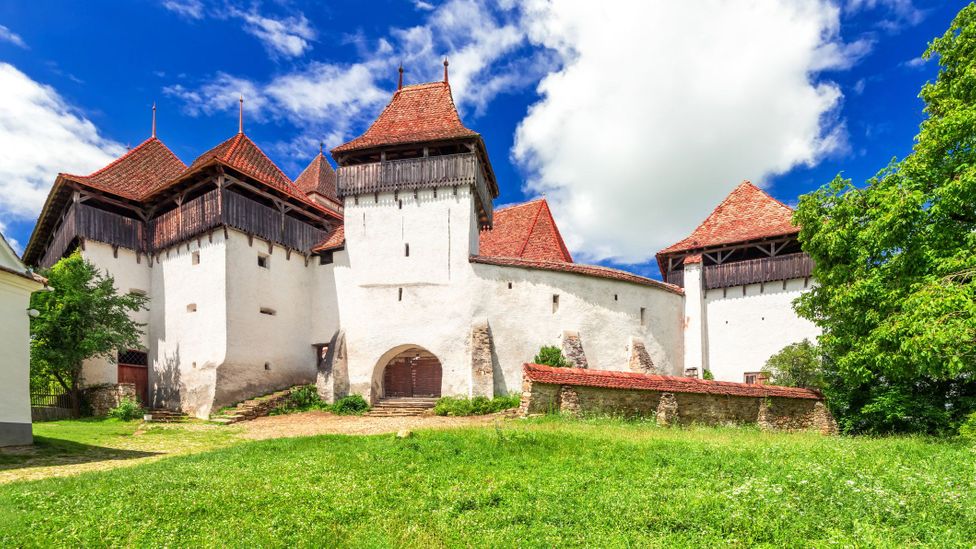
[151,102,157,138]
[238,94,244,134]
[319,141,324,155]
[397,63,404,90]
[443,58,449,83]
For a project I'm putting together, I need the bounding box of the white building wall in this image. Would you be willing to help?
[150,235,228,416]
[702,278,820,382]
[218,230,321,410]
[472,263,685,395]
[681,262,707,375]
[0,272,39,446]
[331,185,685,401]
[78,243,152,386]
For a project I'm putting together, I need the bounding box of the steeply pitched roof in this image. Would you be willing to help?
[479,199,573,263]
[523,363,822,400]
[659,181,798,255]
[470,255,683,295]
[184,133,298,196]
[332,81,479,154]
[295,153,338,203]
[61,137,186,200]
[311,224,344,252]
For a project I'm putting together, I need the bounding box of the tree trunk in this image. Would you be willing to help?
[52,370,80,418]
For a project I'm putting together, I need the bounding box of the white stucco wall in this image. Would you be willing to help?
[150,236,228,416]
[218,230,321,409]
[682,262,707,374]
[332,186,685,402]
[79,242,152,386]
[0,271,38,443]
[702,278,820,382]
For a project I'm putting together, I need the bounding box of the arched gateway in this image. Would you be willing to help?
[381,347,443,398]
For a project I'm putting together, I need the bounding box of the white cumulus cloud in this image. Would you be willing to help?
[0,64,124,226]
[232,8,317,58]
[513,0,858,264]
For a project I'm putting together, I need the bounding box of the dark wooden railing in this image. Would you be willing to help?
[41,189,327,267]
[703,253,813,290]
[40,203,144,268]
[665,269,684,288]
[337,153,493,225]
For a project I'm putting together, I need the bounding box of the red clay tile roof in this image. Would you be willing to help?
[523,363,823,400]
[311,224,345,252]
[479,199,573,263]
[332,81,479,153]
[470,255,683,295]
[659,181,798,255]
[61,137,186,200]
[295,153,338,203]
[185,133,298,196]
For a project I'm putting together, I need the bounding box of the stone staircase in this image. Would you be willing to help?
[365,397,438,417]
[209,387,298,425]
[146,409,189,423]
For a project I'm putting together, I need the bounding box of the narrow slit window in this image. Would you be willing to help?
[640,307,646,327]
[260,307,276,316]
[398,288,403,302]
[614,294,618,301]
[258,254,270,269]
[191,251,200,265]
[264,362,271,371]
[405,243,410,257]
[507,282,513,289]
[552,294,560,314]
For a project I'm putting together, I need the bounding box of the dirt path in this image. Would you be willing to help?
[240,411,502,439]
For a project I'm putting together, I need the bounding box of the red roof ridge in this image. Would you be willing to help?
[517,199,548,257]
[523,363,823,400]
[495,197,545,212]
[471,255,683,295]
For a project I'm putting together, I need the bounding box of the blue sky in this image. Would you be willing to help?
[0,0,967,277]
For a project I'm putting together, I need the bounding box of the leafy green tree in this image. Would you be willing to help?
[793,4,976,434]
[762,340,824,389]
[30,252,148,415]
[533,346,571,368]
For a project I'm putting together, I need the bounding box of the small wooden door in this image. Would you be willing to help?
[383,352,442,398]
[118,350,149,405]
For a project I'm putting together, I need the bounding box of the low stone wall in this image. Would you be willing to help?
[85,383,137,417]
[519,364,836,434]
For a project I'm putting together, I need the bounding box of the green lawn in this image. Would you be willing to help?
[1,418,974,547]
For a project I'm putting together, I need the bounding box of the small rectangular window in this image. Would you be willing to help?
[260,307,276,316]
[640,307,646,327]
[191,251,200,265]
[186,303,197,313]
[507,282,513,289]
[552,294,560,314]
[614,294,618,301]
[258,254,270,269]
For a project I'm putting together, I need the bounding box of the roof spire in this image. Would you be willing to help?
[397,63,403,90]
[443,58,449,84]
[151,102,157,138]
[319,141,324,155]
[238,94,244,134]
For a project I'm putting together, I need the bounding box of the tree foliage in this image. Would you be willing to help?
[533,346,571,368]
[762,339,825,389]
[30,252,148,414]
[793,4,976,434]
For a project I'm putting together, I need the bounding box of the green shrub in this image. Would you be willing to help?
[332,395,370,415]
[434,394,521,416]
[702,370,714,380]
[269,385,330,416]
[762,339,825,389]
[533,346,571,368]
[107,397,145,421]
[960,412,976,441]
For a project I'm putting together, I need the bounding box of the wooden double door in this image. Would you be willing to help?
[118,349,149,405]
[383,354,442,398]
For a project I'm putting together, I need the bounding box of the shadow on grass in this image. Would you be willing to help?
[0,436,159,471]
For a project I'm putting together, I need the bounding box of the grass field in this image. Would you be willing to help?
[1,417,974,547]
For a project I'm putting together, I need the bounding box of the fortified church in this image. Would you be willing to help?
[23,65,819,417]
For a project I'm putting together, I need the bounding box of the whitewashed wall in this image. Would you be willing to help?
[79,243,152,386]
[333,186,685,402]
[702,278,820,382]
[218,230,320,410]
[0,272,39,445]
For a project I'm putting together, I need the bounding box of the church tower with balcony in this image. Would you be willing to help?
[656,181,819,383]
